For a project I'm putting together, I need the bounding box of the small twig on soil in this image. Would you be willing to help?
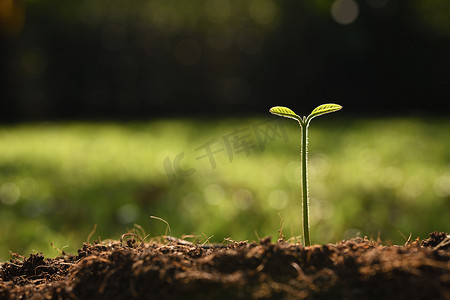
[139,234,152,247]
[9,251,25,260]
[4,262,22,268]
[57,262,76,266]
[133,224,151,246]
[254,230,261,241]
[201,233,214,246]
[223,237,238,244]
[50,243,69,256]
[134,224,146,239]
[278,213,286,242]
[181,234,198,241]
[164,235,228,249]
[150,216,171,236]
[86,224,97,244]
[432,235,450,251]
[290,262,306,278]
[398,230,412,245]
[120,233,143,247]
[164,236,194,246]
[405,232,412,246]
[34,265,53,275]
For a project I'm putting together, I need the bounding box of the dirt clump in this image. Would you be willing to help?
[0,232,449,299]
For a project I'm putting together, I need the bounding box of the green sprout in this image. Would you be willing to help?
[269,104,342,246]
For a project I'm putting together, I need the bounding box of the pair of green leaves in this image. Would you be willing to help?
[269,104,342,125]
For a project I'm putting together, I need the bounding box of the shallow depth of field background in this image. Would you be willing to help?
[1,118,449,260]
[0,0,449,260]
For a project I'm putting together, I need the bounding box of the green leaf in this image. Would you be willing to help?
[269,106,301,121]
[308,103,342,120]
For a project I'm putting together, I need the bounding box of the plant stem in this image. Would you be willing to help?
[301,121,311,246]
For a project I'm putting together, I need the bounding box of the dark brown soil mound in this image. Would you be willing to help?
[1,232,449,300]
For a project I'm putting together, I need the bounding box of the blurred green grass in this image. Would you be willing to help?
[0,117,449,260]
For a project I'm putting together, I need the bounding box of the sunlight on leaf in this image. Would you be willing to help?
[269,106,301,121]
[309,104,342,120]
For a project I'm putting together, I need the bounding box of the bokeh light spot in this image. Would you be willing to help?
[331,0,359,25]
[309,153,330,179]
[0,183,20,205]
[203,184,225,205]
[249,0,277,25]
[400,176,425,199]
[117,204,140,224]
[268,190,289,209]
[433,174,450,197]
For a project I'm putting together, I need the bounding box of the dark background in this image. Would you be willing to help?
[1,0,449,122]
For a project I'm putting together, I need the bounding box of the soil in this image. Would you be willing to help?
[0,232,449,300]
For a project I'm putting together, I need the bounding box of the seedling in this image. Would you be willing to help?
[269,104,342,246]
